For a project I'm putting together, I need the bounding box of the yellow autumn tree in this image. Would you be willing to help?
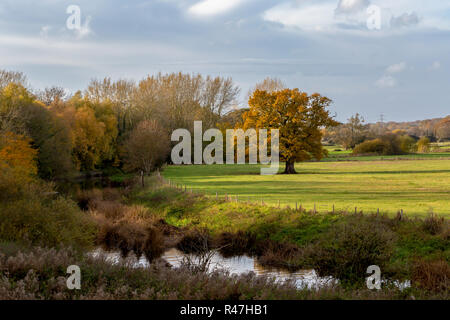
[243,89,338,174]
[0,132,38,198]
[0,132,37,176]
[72,106,106,170]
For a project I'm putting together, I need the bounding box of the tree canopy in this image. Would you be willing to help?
[243,89,338,174]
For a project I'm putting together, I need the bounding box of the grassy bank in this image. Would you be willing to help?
[162,160,450,216]
[1,172,448,299]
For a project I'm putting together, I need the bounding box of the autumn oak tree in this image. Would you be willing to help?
[243,89,338,174]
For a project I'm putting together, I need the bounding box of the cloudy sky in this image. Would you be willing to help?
[0,0,449,122]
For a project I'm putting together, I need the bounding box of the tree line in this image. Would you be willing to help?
[324,113,450,155]
[0,71,242,179]
[1,70,448,182]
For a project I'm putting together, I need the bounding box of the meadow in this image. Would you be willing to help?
[162,158,450,217]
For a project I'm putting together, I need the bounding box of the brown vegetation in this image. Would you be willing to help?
[412,259,450,293]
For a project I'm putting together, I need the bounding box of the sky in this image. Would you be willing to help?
[0,0,449,122]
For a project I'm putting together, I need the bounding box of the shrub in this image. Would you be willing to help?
[216,231,257,258]
[98,222,164,261]
[257,241,306,271]
[0,193,96,249]
[352,138,393,155]
[75,188,103,210]
[423,213,445,235]
[397,135,417,153]
[310,215,397,283]
[353,133,410,155]
[177,229,212,254]
[91,200,126,220]
[417,137,431,153]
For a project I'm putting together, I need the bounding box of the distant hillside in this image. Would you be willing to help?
[367,116,450,141]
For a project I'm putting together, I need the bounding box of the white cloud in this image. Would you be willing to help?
[335,0,370,15]
[188,0,245,17]
[386,62,407,74]
[263,1,336,32]
[376,75,397,88]
[429,61,441,70]
[376,62,406,88]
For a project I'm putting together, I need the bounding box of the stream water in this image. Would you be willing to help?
[90,247,336,289]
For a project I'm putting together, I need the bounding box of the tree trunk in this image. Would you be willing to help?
[284,161,297,174]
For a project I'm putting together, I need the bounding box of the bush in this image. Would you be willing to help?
[98,222,165,261]
[353,138,391,155]
[423,213,446,235]
[0,194,96,249]
[217,231,257,258]
[257,240,305,271]
[353,133,414,155]
[417,137,431,153]
[397,135,417,153]
[177,229,212,254]
[310,215,397,282]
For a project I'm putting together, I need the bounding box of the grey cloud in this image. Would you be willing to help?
[390,12,420,29]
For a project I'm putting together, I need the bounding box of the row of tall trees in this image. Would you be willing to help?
[0,71,242,178]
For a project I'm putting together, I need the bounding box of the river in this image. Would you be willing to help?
[90,247,336,289]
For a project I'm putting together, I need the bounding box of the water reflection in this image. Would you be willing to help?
[55,177,122,195]
[90,247,335,289]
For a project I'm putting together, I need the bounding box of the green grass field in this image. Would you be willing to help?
[163,159,450,217]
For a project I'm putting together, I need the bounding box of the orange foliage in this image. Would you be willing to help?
[243,89,338,173]
[0,131,37,176]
